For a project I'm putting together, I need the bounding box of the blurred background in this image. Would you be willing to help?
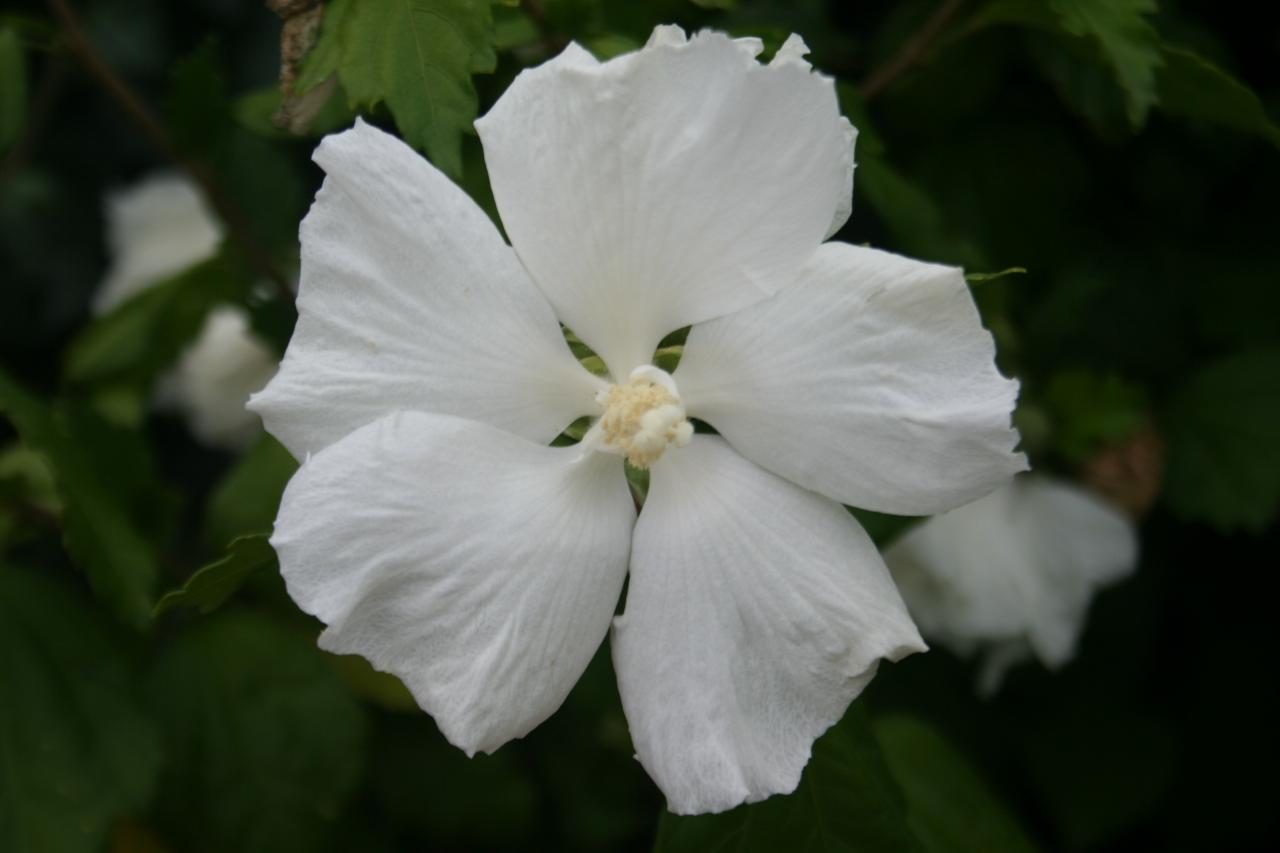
[1,1,1277,851]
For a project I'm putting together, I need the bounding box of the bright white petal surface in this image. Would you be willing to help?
[272,411,635,754]
[476,28,854,377]
[884,474,1138,687]
[159,306,277,452]
[249,120,602,459]
[613,436,924,815]
[95,172,222,313]
[677,242,1026,516]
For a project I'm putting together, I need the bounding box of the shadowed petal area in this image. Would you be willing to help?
[476,29,855,377]
[677,242,1026,516]
[612,436,924,815]
[250,120,602,459]
[272,411,635,754]
[885,475,1138,692]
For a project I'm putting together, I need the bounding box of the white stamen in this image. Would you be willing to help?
[591,366,692,468]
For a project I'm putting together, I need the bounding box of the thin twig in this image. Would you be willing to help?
[44,0,294,302]
[859,0,966,102]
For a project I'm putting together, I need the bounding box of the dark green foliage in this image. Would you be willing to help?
[874,715,1038,853]
[0,370,163,629]
[0,566,162,853]
[1163,348,1280,532]
[1156,45,1280,146]
[146,611,366,853]
[202,434,297,550]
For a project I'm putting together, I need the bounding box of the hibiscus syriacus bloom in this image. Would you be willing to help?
[885,474,1138,695]
[97,172,277,451]
[250,26,1025,814]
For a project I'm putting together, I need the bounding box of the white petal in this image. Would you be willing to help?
[677,242,1026,516]
[770,33,812,69]
[160,306,277,452]
[272,411,635,753]
[884,474,1138,683]
[612,436,924,815]
[646,24,687,48]
[249,120,602,459]
[826,117,857,238]
[96,172,223,313]
[476,30,854,378]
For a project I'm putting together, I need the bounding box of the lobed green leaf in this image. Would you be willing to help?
[978,0,1163,127]
[296,0,499,178]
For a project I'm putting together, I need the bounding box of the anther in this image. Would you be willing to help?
[593,366,692,468]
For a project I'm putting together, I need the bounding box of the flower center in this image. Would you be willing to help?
[592,365,692,469]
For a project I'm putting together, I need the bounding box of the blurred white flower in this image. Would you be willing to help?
[159,307,280,450]
[251,27,1025,814]
[96,173,223,312]
[96,172,276,451]
[884,474,1139,695]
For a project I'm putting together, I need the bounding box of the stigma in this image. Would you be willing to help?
[592,365,692,469]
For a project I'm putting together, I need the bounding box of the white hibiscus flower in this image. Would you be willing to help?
[249,27,1026,814]
[96,172,223,313]
[96,172,277,451]
[885,474,1138,695]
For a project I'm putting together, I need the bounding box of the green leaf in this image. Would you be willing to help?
[154,535,275,616]
[0,27,26,153]
[1048,0,1162,126]
[1163,348,1280,532]
[874,715,1040,853]
[1156,46,1280,148]
[63,249,251,392]
[979,0,1163,126]
[298,0,498,177]
[203,433,297,551]
[654,706,921,853]
[147,610,366,853]
[0,566,162,853]
[0,370,160,628]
